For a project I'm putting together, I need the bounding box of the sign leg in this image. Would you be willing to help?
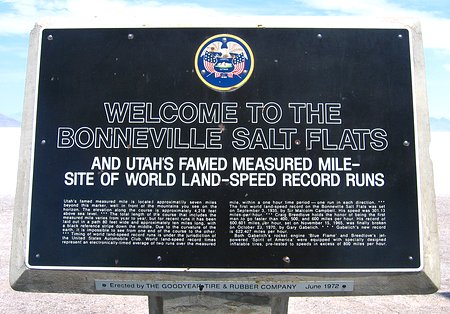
[270,296,289,314]
[148,296,164,314]
[146,294,289,313]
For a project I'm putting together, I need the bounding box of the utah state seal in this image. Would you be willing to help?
[195,34,254,92]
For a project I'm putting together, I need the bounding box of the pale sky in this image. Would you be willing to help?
[1,0,449,119]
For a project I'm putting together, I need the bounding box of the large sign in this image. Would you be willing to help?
[10,20,439,295]
[27,27,420,270]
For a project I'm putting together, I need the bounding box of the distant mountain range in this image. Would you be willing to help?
[0,113,450,131]
[430,117,450,131]
[0,114,20,127]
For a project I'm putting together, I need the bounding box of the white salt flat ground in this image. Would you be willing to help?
[0,127,449,313]
[430,132,450,197]
[0,127,21,197]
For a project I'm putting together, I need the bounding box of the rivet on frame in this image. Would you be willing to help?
[398,34,403,39]
[47,35,53,41]
[282,256,291,264]
[317,33,323,39]
[128,33,134,40]
[403,140,410,147]
[41,139,46,145]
